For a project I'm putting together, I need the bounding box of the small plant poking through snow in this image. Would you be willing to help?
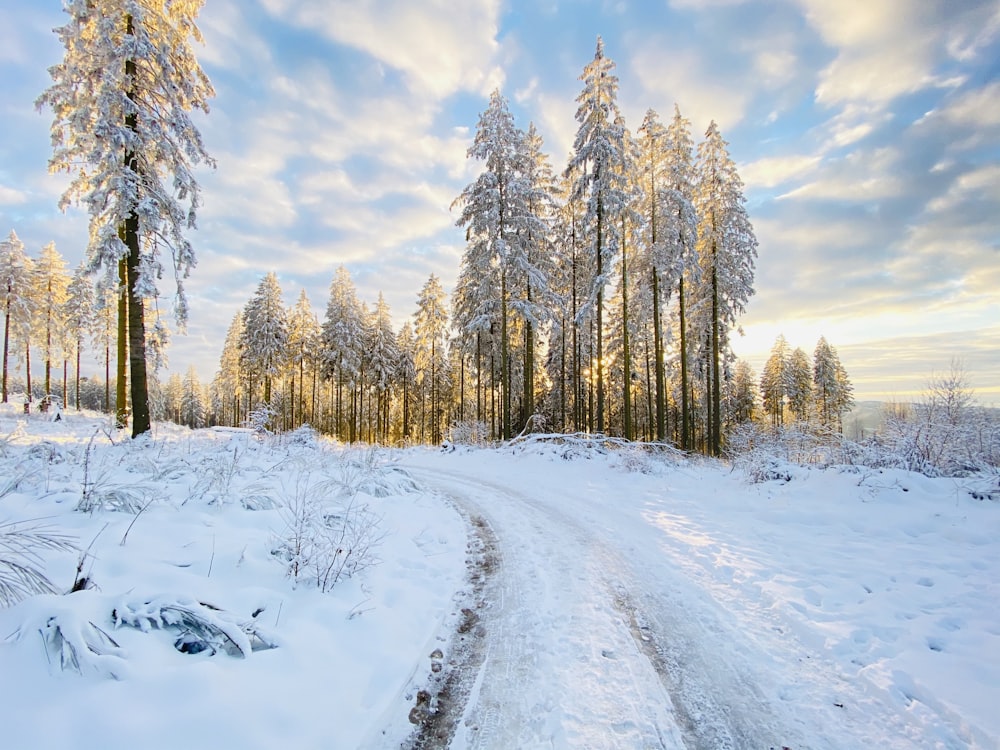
[0,520,77,607]
[246,403,279,439]
[272,471,386,593]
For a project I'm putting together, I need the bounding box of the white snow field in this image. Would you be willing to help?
[0,407,997,749]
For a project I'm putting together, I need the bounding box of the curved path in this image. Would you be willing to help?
[390,449,933,749]
[402,462,796,749]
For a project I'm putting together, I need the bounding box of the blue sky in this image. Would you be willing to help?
[2,0,998,402]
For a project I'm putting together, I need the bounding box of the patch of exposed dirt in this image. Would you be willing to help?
[402,512,499,749]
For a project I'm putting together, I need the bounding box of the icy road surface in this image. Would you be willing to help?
[394,447,989,750]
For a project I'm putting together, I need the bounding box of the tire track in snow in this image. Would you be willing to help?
[405,466,684,749]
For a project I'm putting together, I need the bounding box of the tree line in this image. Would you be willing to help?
[25,4,852,451]
[210,39,853,452]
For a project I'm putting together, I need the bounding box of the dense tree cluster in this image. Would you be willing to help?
[211,267,452,443]
[759,334,854,430]
[0,230,196,422]
[204,38,763,452]
[448,39,758,453]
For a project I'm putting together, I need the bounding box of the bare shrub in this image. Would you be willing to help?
[271,471,385,593]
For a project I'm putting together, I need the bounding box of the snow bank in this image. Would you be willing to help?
[0,407,466,749]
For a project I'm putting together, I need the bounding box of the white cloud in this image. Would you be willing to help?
[740,155,821,189]
[779,146,905,201]
[0,185,28,206]
[196,0,273,73]
[259,0,504,100]
[939,81,1000,129]
[795,0,993,107]
[926,163,1000,214]
[629,43,752,132]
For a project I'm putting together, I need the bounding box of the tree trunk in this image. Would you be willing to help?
[710,257,721,456]
[595,192,605,433]
[75,336,82,410]
[127,232,150,436]
[2,297,10,403]
[25,343,32,406]
[500,269,510,440]
[679,275,690,451]
[621,215,631,441]
[45,307,52,398]
[652,268,665,440]
[116,257,128,427]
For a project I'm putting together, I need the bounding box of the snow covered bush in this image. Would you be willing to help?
[7,595,127,678]
[272,472,385,592]
[337,446,417,498]
[448,420,491,446]
[861,372,999,477]
[113,595,277,657]
[0,520,76,607]
[246,403,279,438]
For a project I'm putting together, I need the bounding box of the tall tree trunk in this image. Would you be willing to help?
[431,338,438,444]
[500,269,510,440]
[679,275,690,451]
[521,282,534,431]
[124,16,150,438]
[104,342,111,413]
[652,268,665,440]
[25,343,32,406]
[595,193,605,433]
[459,351,465,424]
[560,317,567,431]
[2,297,10,403]
[645,340,654,442]
[116,257,128,427]
[621,216,632,441]
[475,332,482,425]
[710,257,721,456]
[75,338,82,410]
[45,304,52,398]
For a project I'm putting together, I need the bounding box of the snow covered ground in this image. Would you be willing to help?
[0,407,997,749]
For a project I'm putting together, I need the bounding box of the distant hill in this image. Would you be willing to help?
[842,400,999,440]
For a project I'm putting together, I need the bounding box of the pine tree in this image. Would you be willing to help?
[693,122,757,454]
[63,262,94,410]
[786,347,813,423]
[0,231,34,404]
[163,373,183,424]
[321,267,365,440]
[760,334,789,428]
[395,322,417,441]
[567,37,629,434]
[240,273,288,409]
[414,274,449,444]
[661,106,699,447]
[213,311,244,426]
[92,282,118,413]
[287,289,320,428]
[368,293,398,442]
[514,122,558,431]
[636,110,670,440]
[180,365,206,428]
[453,91,554,438]
[729,360,757,425]
[32,242,70,403]
[38,0,215,437]
[813,336,854,430]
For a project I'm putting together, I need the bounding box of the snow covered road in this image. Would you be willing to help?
[397,446,996,749]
